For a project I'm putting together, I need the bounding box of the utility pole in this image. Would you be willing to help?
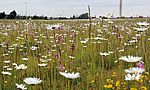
[88,5,92,42]
[119,0,122,18]
[25,2,28,19]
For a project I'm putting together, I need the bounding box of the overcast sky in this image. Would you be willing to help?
[0,0,150,17]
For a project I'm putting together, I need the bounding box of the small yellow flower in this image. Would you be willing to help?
[107,79,110,82]
[107,79,113,83]
[104,85,107,88]
[144,75,149,80]
[4,81,7,84]
[121,82,126,85]
[14,76,17,78]
[140,75,145,79]
[91,80,95,83]
[112,72,116,77]
[115,81,120,87]
[145,72,149,75]
[141,75,148,80]
[141,86,147,90]
[96,73,99,76]
[104,84,113,88]
[107,84,113,88]
[137,79,143,83]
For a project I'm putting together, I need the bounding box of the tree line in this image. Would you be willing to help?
[0,10,48,20]
[0,10,92,20]
[0,10,17,19]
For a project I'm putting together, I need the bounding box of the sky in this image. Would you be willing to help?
[0,0,150,17]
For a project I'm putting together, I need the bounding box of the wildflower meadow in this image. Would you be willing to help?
[0,18,150,90]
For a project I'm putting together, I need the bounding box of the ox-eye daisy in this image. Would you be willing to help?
[125,73,141,80]
[119,55,142,62]
[124,67,145,74]
[59,72,80,79]
[137,22,149,26]
[16,83,27,90]
[100,52,110,56]
[24,77,42,85]
[15,64,27,70]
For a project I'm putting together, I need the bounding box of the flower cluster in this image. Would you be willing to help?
[135,22,149,32]
[119,55,145,81]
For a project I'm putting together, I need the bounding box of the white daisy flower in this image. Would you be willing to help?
[100,52,110,56]
[134,27,148,32]
[12,63,17,66]
[137,22,149,26]
[2,53,9,56]
[1,71,11,75]
[40,59,48,63]
[118,49,124,52]
[119,55,142,62]
[16,83,27,90]
[22,58,28,61]
[69,56,75,59]
[59,72,80,79]
[7,68,12,71]
[125,73,141,80]
[38,63,47,67]
[114,60,118,63]
[135,34,141,37]
[47,24,63,30]
[80,40,87,44]
[124,67,145,74]
[108,51,114,54]
[83,46,87,48]
[3,60,11,63]
[24,77,42,85]
[30,46,37,51]
[93,37,102,40]
[15,64,27,70]
[3,66,9,68]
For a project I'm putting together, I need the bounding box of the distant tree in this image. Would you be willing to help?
[6,14,14,19]
[49,17,53,19]
[32,15,38,19]
[10,10,17,17]
[39,16,42,19]
[71,15,76,19]
[6,10,17,19]
[0,12,6,19]
[70,15,77,19]
[78,13,89,19]
[44,16,48,20]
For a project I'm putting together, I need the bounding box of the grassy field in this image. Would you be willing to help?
[0,18,150,90]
